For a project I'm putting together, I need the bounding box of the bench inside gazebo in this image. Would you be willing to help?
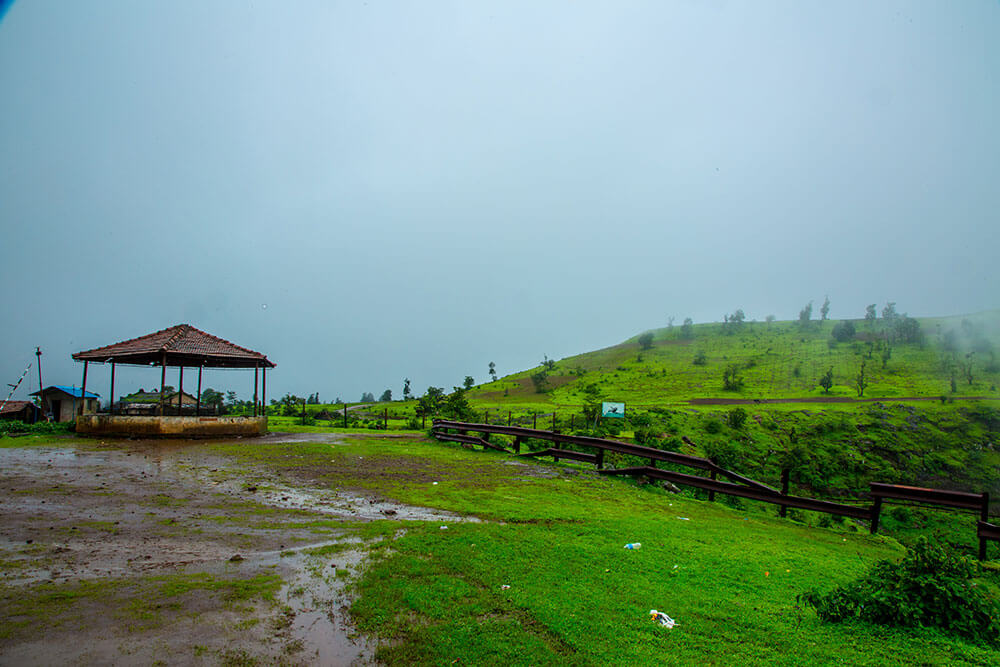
[71,324,275,437]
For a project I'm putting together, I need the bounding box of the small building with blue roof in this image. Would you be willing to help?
[31,385,101,422]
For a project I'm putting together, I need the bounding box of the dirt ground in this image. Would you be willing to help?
[0,433,471,666]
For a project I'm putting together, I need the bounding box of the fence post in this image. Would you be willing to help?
[533,413,537,429]
[708,471,716,502]
[384,407,388,430]
[302,399,306,426]
[513,436,521,454]
[552,412,556,431]
[508,410,511,426]
[343,403,347,428]
[596,448,604,470]
[570,414,574,430]
[870,496,883,535]
[779,468,790,518]
[980,492,990,561]
[485,409,489,425]
[422,413,425,429]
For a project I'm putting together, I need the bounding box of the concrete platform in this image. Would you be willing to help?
[75,415,268,437]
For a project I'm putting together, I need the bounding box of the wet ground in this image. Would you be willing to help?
[0,433,476,665]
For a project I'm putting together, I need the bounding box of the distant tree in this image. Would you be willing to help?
[722,363,744,391]
[463,376,475,390]
[964,353,975,386]
[881,302,898,330]
[831,320,856,343]
[667,316,675,331]
[727,407,748,429]
[542,355,556,371]
[722,309,746,335]
[881,343,892,369]
[798,301,813,329]
[894,315,923,345]
[379,389,392,402]
[765,315,776,326]
[360,392,375,403]
[415,386,445,417]
[680,318,694,340]
[442,387,474,420]
[579,382,604,424]
[225,390,238,408]
[200,388,224,412]
[855,361,869,398]
[335,396,343,404]
[819,368,834,394]
[865,304,877,329]
[638,332,655,350]
[530,370,549,393]
[820,296,830,321]
[402,378,412,400]
[488,362,497,383]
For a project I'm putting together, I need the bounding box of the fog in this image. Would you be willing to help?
[2,1,998,403]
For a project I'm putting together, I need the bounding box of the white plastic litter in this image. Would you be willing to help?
[677,517,690,521]
[440,525,449,530]
[624,542,642,550]
[500,584,511,590]
[649,610,677,628]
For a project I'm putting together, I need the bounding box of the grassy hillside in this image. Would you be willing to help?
[471,310,1000,407]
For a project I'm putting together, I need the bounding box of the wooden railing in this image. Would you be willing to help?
[432,419,996,560]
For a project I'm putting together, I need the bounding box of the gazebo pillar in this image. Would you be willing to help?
[109,362,116,415]
[262,366,267,418]
[178,366,184,416]
[80,361,89,418]
[159,352,167,416]
[196,365,203,417]
[253,364,259,417]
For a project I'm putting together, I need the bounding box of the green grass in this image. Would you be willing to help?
[334,437,1000,665]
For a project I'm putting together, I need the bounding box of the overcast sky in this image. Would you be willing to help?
[2,1,998,404]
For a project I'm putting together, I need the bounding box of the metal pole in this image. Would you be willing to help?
[178,366,184,416]
[80,361,89,418]
[384,407,388,430]
[35,347,46,418]
[262,366,267,417]
[109,363,116,415]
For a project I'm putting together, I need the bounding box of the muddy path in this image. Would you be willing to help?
[0,433,475,665]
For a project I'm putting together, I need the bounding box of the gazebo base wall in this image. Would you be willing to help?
[75,415,268,438]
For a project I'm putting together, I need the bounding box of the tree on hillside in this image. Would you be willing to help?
[638,332,654,350]
[360,392,375,403]
[831,320,856,343]
[820,296,830,321]
[855,361,869,398]
[722,309,746,335]
[819,368,834,394]
[865,304,877,329]
[722,363,744,391]
[488,361,497,382]
[402,378,411,400]
[442,387,474,420]
[379,389,392,402]
[680,317,694,340]
[415,386,445,417]
[765,314,776,326]
[530,370,549,393]
[667,316,675,331]
[463,376,475,390]
[798,301,813,329]
[542,355,556,371]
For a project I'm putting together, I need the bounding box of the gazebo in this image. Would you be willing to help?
[71,324,275,437]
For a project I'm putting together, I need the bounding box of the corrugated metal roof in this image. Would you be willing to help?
[30,385,100,399]
[72,324,275,368]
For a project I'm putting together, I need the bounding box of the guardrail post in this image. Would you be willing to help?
[708,471,716,502]
[981,492,990,561]
[870,496,883,535]
[507,410,511,426]
[779,468,790,518]
[533,413,537,429]
[513,436,521,454]
[596,448,604,470]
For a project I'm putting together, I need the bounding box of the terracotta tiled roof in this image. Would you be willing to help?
[0,400,37,415]
[73,324,275,368]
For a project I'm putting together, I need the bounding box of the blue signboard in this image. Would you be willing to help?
[601,401,625,418]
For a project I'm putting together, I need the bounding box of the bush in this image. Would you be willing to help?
[802,538,1000,646]
[831,320,857,343]
[726,407,748,429]
[0,420,75,436]
[693,351,708,366]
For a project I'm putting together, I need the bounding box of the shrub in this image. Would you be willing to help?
[801,538,1000,646]
[693,351,708,366]
[726,407,748,429]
